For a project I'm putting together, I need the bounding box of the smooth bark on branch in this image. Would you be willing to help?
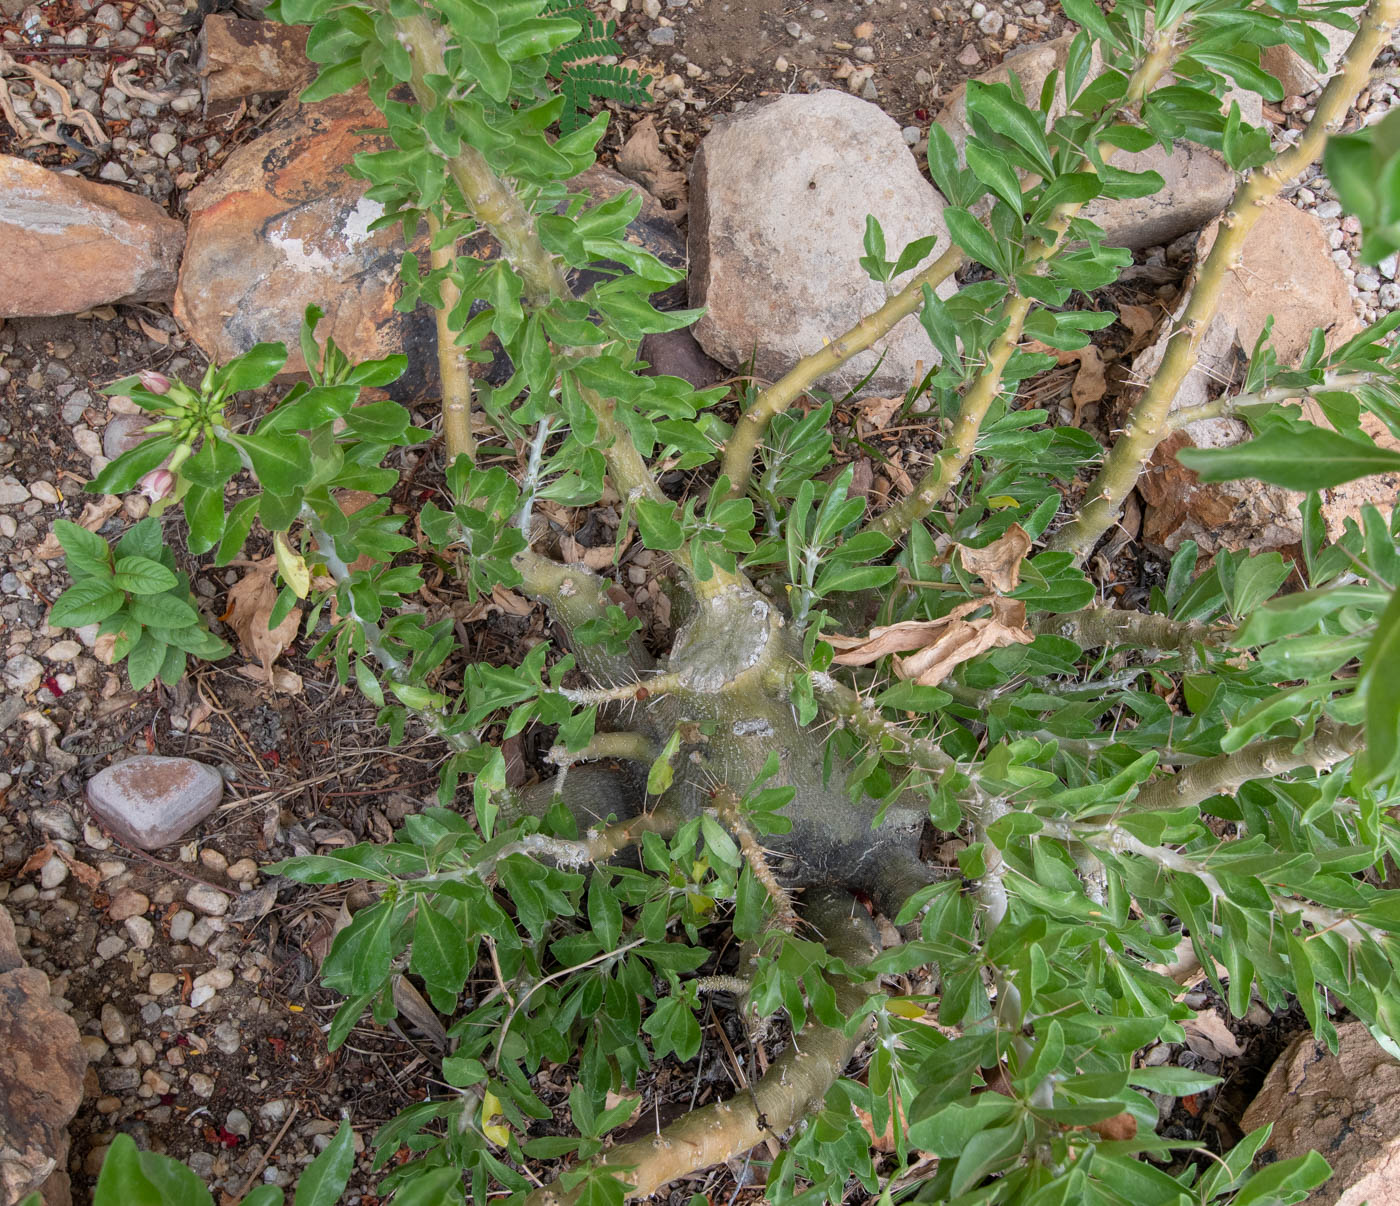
[523,889,881,1206]
[426,211,475,463]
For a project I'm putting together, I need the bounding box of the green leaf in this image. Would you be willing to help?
[239,1188,285,1206]
[183,482,226,555]
[1127,1066,1221,1095]
[300,57,366,102]
[54,519,112,576]
[88,435,180,495]
[1177,427,1400,490]
[232,431,314,495]
[386,1165,465,1206]
[945,207,1008,277]
[292,1120,354,1206]
[113,555,178,595]
[50,579,126,627]
[127,592,199,629]
[213,342,287,398]
[1361,587,1400,783]
[1232,1150,1331,1206]
[634,498,684,550]
[93,1133,214,1206]
[410,901,471,993]
[966,142,1025,214]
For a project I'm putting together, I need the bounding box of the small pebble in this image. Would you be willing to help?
[125,916,155,949]
[978,10,1004,33]
[199,848,229,874]
[186,883,229,917]
[1315,199,1343,219]
[149,972,179,995]
[189,985,217,1008]
[40,856,69,890]
[647,25,676,44]
[169,910,195,942]
[214,1021,242,1054]
[902,125,922,145]
[188,1072,216,1098]
[108,889,150,921]
[100,1003,130,1045]
[225,1108,252,1139]
[227,858,259,883]
[785,19,802,36]
[194,967,234,992]
[97,934,126,960]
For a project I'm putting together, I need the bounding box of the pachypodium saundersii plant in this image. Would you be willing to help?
[50,0,1400,1200]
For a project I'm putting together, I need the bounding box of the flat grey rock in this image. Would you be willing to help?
[86,755,224,850]
[689,90,955,397]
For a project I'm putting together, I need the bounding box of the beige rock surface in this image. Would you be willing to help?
[0,155,185,318]
[1134,198,1397,554]
[934,36,1236,251]
[1241,1020,1400,1206]
[689,90,954,397]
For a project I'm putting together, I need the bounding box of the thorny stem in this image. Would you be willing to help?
[856,26,1183,546]
[426,211,475,463]
[1163,371,1379,433]
[718,244,963,496]
[1030,607,1231,654]
[1039,819,1384,948]
[1050,0,1400,562]
[804,671,955,775]
[549,730,658,767]
[859,294,1033,542]
[720,22,1181,504]
[1124,719,1363,813]
[302,507,476,752]
[709,788,799,932]
[523,890,881,1206]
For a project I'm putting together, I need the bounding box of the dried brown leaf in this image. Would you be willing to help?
[856,394,901,433]
[1182,1009,1243,1059]
[826,599,986,664]
[223,557,302,672]
[561,529,632,571]
[458,584,534,623]
[895,613,1033,687]
[236,663,304,693]
[954,522,1031,593]
[35,495,123,558]
[1118,302,1159,348]
[57,848,102,890]
[616,116,688,217]
[137,317,170,345]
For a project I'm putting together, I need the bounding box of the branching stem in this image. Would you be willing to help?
[709,788,798,932]
[1049,0,1400,562]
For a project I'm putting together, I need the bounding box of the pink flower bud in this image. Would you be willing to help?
[139,370,172,395]
[137,468,175,502]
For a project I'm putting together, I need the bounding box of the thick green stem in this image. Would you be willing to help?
[522,889,881,1206]
[1164,371,1378,433]
[1050,0,1400,562]
[1123,719,1363,813]
[721,23,1180,504]
[426,211,475,462]
[1031,607,1230,653]
[550,730,658,767]
[859,294,1032,542]
[719,244,963,496]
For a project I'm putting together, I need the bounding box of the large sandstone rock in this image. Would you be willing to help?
[1133,199,1399,554]
[1261,8,1361,98]
[176,88,685,402]
[0,156,185,317]
[689,90,954,397]
[0,905,84,1206]
[1241,1021,1400,1206]
[935,36,1237,251]
[86,755,225,850]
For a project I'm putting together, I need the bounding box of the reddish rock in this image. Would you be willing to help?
[0,906,84,1206]
[176,88,685,402]
[0,155,185,318]
[198,15,311,115]
[86,755,224,850]
[1241,1021,1400,1206]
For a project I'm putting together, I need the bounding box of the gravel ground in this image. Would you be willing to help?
[2,0,1400,1201]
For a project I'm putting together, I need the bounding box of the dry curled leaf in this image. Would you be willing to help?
[856,394,902,434]
[1182,1008,1244,1059]
[616,115,688,218]
[236,663,304,693]
[561,528,633,571]
[1117,302,1160,350]
[829,597,1032,687]
[954,522,1031,593]
[34,495,123,558]
[1024,338,1107,424]
[458,584,534,623]
[223,556,302,680]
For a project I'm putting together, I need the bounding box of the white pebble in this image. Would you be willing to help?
[186,883,229,916]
